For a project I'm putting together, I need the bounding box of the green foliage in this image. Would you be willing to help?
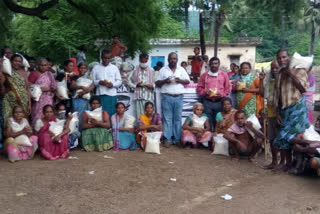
[0,1,13,47]
[5,0,163,62]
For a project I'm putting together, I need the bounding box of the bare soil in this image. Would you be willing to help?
[0,146,319,214]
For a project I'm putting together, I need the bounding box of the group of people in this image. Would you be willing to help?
[0,44,319,176]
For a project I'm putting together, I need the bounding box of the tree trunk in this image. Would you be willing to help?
[214,11,225,57]
[209,4,215,42]
[281,15,286,48]
[184,0,189,37]
[199,11,206,56]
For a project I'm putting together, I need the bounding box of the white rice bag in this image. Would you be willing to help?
[303,125,320,141]
[86,107,103,121]
[14,135,32,146]
[212,134,229,156]
[246,114,262,137]
[289,52,313,70]
[191,114,206,128]
[145,131,162,154]
[29,84,42,102]
[3,56,12,76]
[56,80,69,100]
[75,77,92,100]
[69,112,79,134]
[49,119,65,137]
[124,115,135,128]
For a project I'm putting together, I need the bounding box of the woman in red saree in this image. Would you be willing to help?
[35,105,70,160]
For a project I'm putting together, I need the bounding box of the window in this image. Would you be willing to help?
[229,55,240,65]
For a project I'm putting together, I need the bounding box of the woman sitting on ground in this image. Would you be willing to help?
[35,104,70,160]
[4,106,38,162]
[81,96,113,152]
[181,102,212,148]
[111,102,137,151]
[136,102,162,150]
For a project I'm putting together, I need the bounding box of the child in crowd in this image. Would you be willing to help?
[181,102,212,148]
[191,47,202,83]
[4,106,38,162]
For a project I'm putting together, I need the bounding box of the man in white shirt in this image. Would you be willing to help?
[91,49,122,116]
[156,52,190,148]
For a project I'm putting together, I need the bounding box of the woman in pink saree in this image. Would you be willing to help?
[35,105,70,160]
[31,58,57,127]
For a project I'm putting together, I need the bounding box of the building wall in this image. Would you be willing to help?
[127,43,257,70]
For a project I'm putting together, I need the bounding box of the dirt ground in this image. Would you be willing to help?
[0,146,319,214]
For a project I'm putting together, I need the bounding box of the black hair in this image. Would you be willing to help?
[12,105,23,114]
[63,59,73,67]
[209,56,220,64]
[194,47,200,50]
[156,61,163,67]
[139,53,149,59]
[77,62,87,69]
[56,103,66,110]
[235,110,246,118]
[168,52,177,59]
[43,104,54,114]
[202,55,208,60]
[46,57,53,63]
[28,56,36,62]
[221,97,232,105]
[79,45,86,52]
[116,102,126,109]
[144,101,154,110]
[10,54,23,62]
[89,96,101,105]
[276,49,289,57]
[112,35,118,39]
[101,49,111,58]
[1,46,11,57]
[180,61,187,66]
[240,62,252,69]
[234,64,239,69]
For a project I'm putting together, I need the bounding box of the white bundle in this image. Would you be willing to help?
[303,125,320,141]
[75,77,92,100]
[69,112,79,134]
[191,114,206,128]
[56,80,69,100]
[29,84,42,101]
[49,119,65,137]
[124,115,135,128]
[14,135,32,146]
[246,114,262,137]
[86,107,103,121]
[3,56,12,76]
[145,131,162,154]
[11,118,32,146]
[212,134,229,156]
[289,52,313,70]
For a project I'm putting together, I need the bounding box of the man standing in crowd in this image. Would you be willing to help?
[273,49,310,171]
[197,57,231,131]
[111,36,127,58]
[263,60,285,169]
[128,53,154,118]
[191,47,202,83]
[91,49,122,116]
[1,46,13,60]
[156,52,190,148]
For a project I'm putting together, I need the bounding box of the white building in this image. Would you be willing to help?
[127,38,262,70]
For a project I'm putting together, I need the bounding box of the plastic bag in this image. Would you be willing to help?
[29,84,42,102]
[14,135,32,146]
[75,77,92,100]
[191,114,206,128]
[246,114,261,137]
[16,53,30,71]
[303,125,320,141]
[212,134,229,156]
[69,112,79,134]
[3,56,12,76]
[49,119,65,137]
[56,80,69,100]
[145,131,162,154]
[86,107,103,121]
[289,52,313,70]
[124,115,135,128]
